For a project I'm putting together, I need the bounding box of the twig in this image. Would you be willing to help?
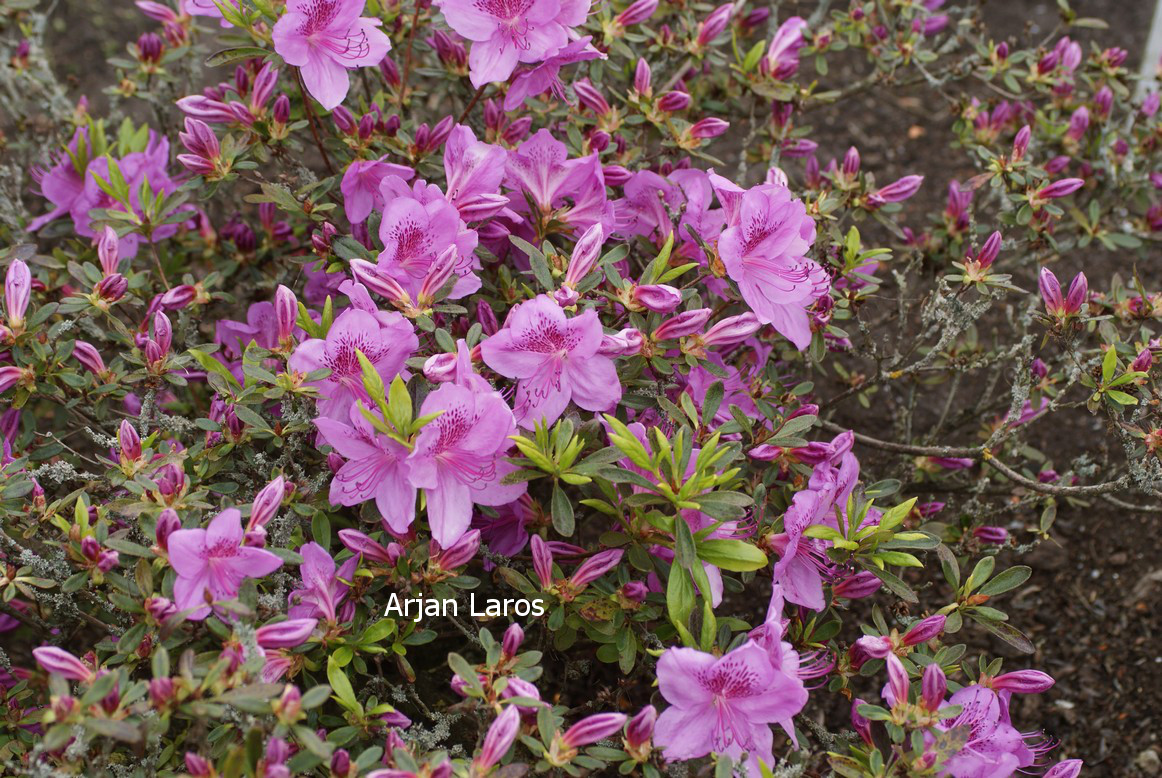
[399,2,423,100]
[295,70,335,176]
[458,84,488,124]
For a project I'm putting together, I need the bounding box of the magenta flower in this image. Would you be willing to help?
[867,175,924,208]
[315,404,416,534]
[504,37,606,111]
[272,0,391,110]
[443,125,508,220]
[764,17,807,78]
[340,158,415,223]
[716,181,829,350]
[4,259,31,333]
[654,641,808,774]
[480,295,621,429]
[406,383,526,547]
[926,685,1035,777]
[373,175,482,300]
[434,0,590,88]
[289,305,417,421]
[288,542,357,623]
[167,509,283,620]
[505,129,613,235]
[1039,268,1087,320]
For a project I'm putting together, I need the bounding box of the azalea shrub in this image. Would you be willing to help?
[4,0,1160,774]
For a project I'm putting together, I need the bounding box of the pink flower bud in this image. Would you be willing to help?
[697,3,734,47]
[136,1,178,22]
[159,284,196,311]
[424,351,459,383]
[432,529,481,570]
[574,78,611,116]
[98,226,121,276]
[275,285,297,346]
[531,535,554,588]
[4,259,31,330]
[989,669,1055,694]
[1093,86,1112,118]
[569,549,623,588]
[73,341,107,376]
[98,549,119,572]
[561,713,627,749]
[332,105,356,134]
[653,308,712,340]
[96,273,128,303]
[689,117,729,139]
[564,223,604,288]
[849,635,892,668]
[832,570,881,599]
[867,175,924,208]
[1044,760,1083,778]
[502,623,524,658]
[903,614,946,646]
[149,676,175,706]
[850,698,873,744]
[623,707,656,755]
[338,528,400,565]
[350,259,411,305]
[621,580,649,603]
[185,753,213,778]
[118,420,142,463]
[973,525,1008,545]
[616,0,658,26]
[155,508,180,551]
[702,312,760,348]
[921,663,946,711]
[1012,125,1031,161]
[1065,106,1089,141]
[1065,272,1087,314]
[152,311,172,354]
[1039,267,1064,315]
[634,58,652,96]
[598,328,643,357]
[631,284,682,313]
[1132,348,1153,373]
[32,646,94,682]
[476,705,521,770]
[885,654,910,708]
[1038,177,1084,200]
[657,91,691,112]
[974,230,1002,268]
[250,476,285,530]
[842,146,861,177]
[257,618,318,648]
[603,165,632,186]
[1143,92,1160,118]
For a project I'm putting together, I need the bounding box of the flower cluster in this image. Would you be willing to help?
[10,0,1162,775]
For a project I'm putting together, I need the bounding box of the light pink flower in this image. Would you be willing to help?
[272,0,391,110]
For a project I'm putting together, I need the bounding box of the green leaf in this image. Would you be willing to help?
[697,539,767,572]
[976,565,1031,597]
[326,655,360,712]
[551,483,575,536]
[1101,346,1116,384]
[205,46,270,67]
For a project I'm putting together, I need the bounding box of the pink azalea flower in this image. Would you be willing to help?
[434,0,591,88]
[503,37,606,111]
[373,175,482,300]
[288,542,358,623]
[715,180,829,350]
[443,125,508,220]
[405,383,526,547]
[272,0,392,110]
[27,128,87,233]
[616,169,722,262]
[340,158,415,223]
[924,685,1035,777]
[315,403,416,534]
[654,641,808,775]
[480,295,621,429]
[167,509,283,620]
[505,129,613,235]
[288,305,418,421]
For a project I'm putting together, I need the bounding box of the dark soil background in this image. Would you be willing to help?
[28,0,1162,774]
